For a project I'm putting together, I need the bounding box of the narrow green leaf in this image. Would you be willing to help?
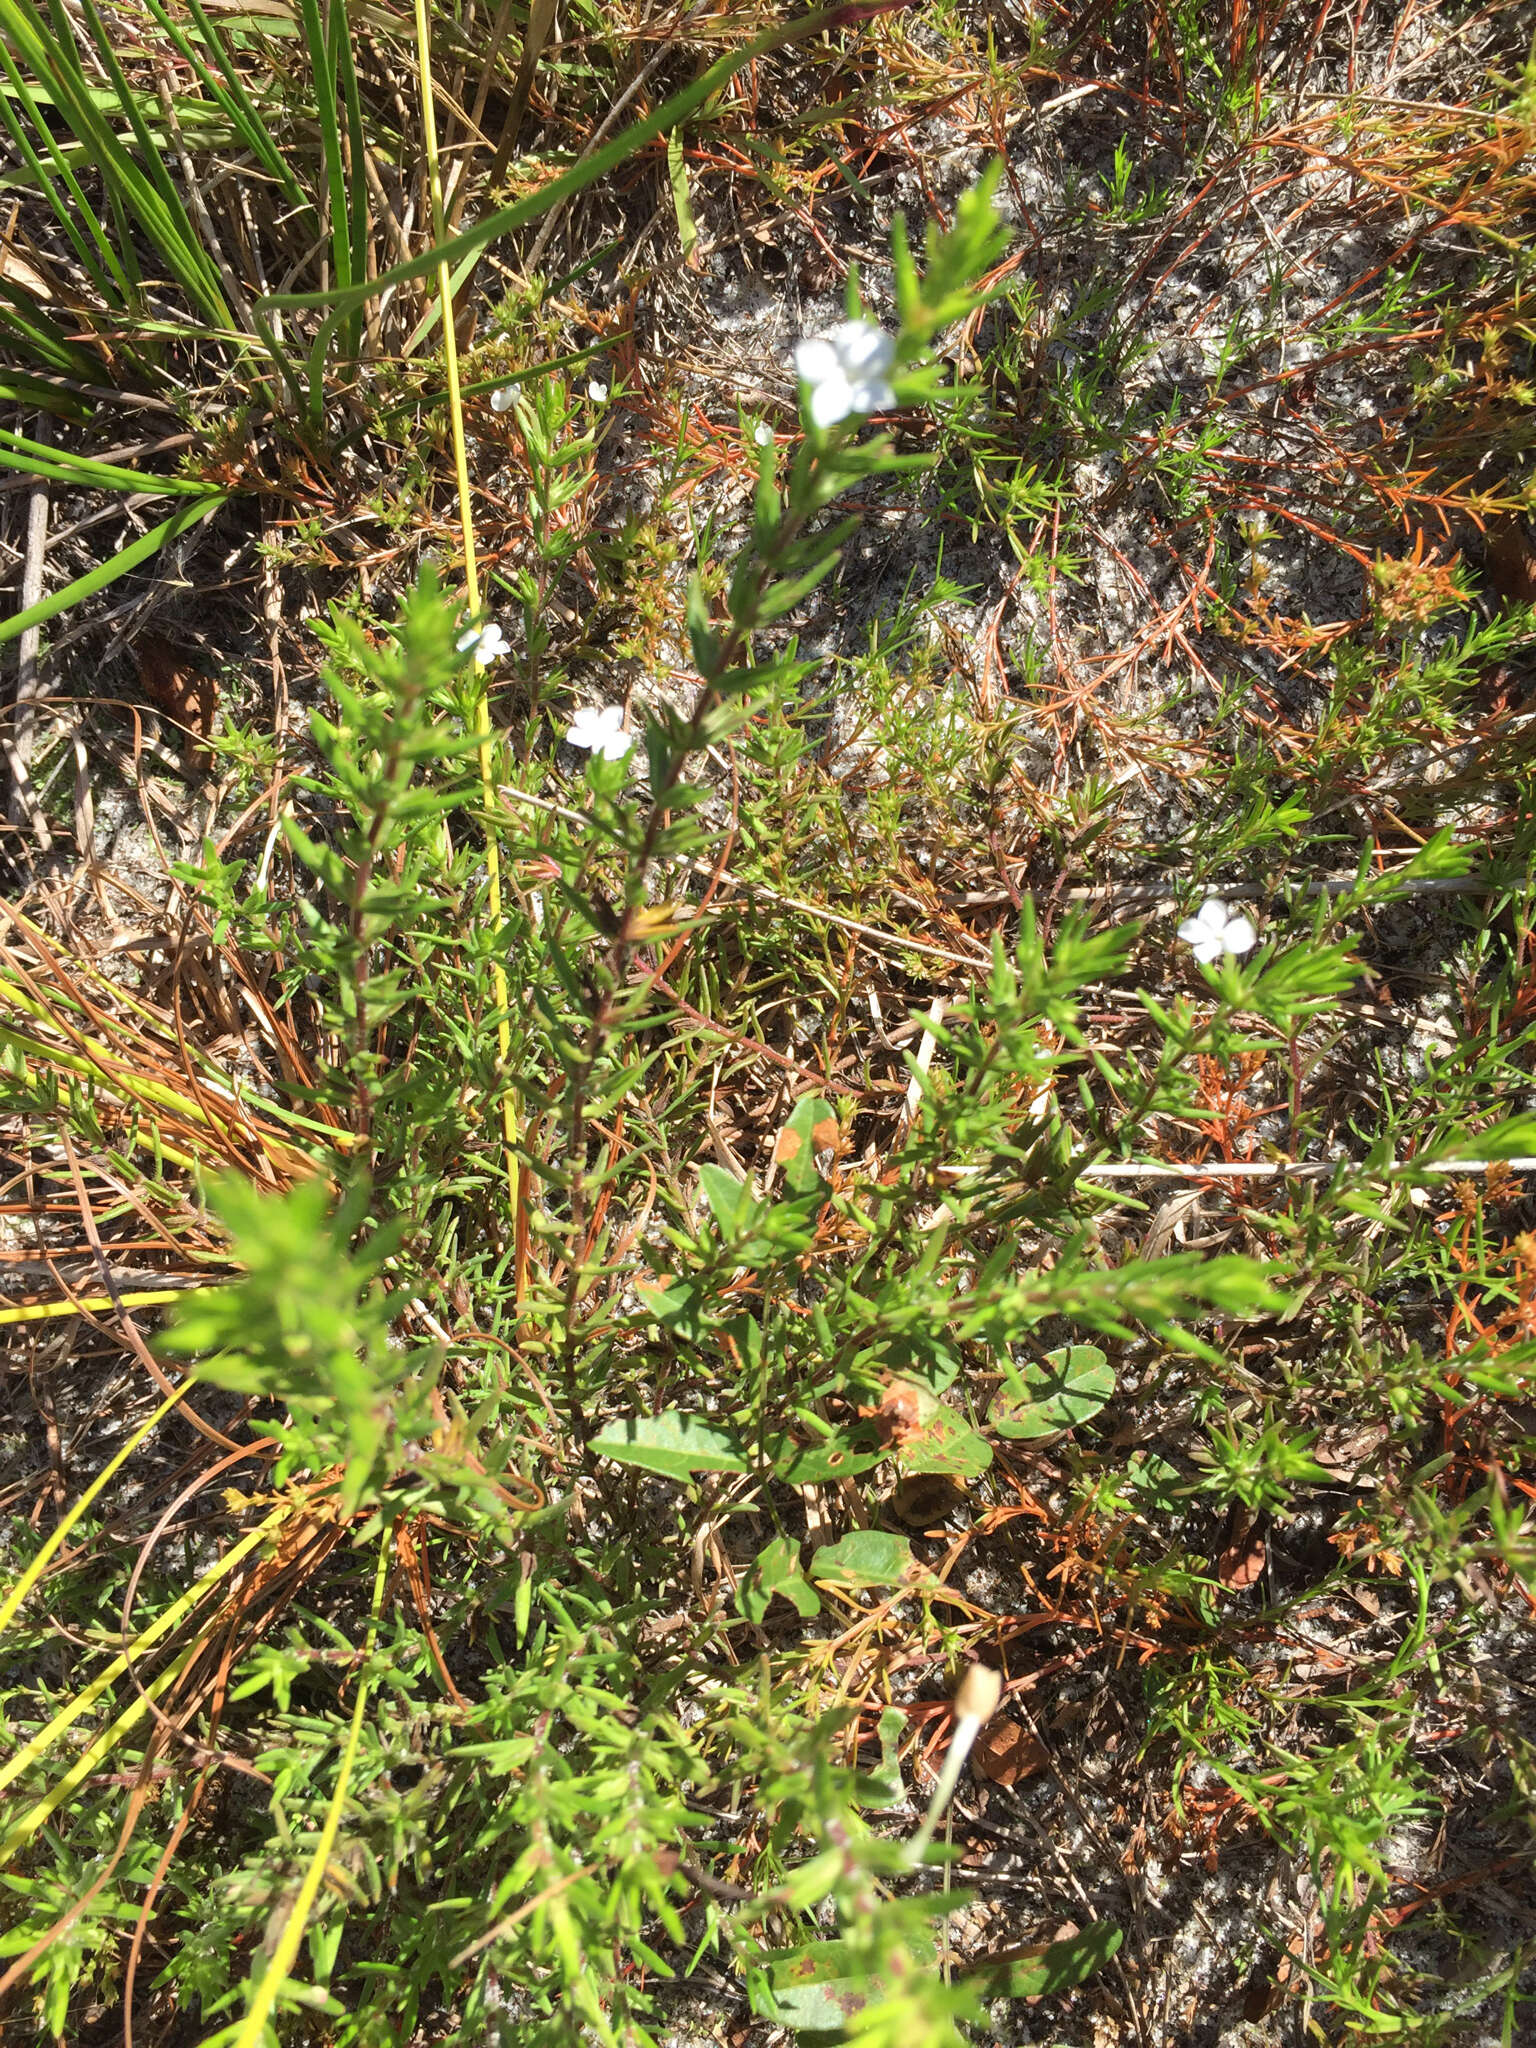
[1419,1114,1536,1166]
[666,128,698,263]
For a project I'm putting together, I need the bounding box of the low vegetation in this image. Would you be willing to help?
[1,2,1534,2043]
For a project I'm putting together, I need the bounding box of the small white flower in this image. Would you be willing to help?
[457,620,510,665]
[587,379,609,404]
[489,384,517,413]
[566,702,632,761]
[753,420,774,447]
[793,318,897,429]
[1178,897,1257,965]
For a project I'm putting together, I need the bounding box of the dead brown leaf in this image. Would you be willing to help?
[859,1377,933,1448]
[1313,1420,1388,1485]
[1139,1186,1206,1260]
[1486,514,1536,606]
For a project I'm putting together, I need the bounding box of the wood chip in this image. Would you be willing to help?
[1216,1515,1267,1588]
[971,1717,1048,1786]
[1486,514,1536,606]
[890,1472,965,1527]
[131,633,218,744]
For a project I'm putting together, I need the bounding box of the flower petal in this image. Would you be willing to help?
[808,375,854,428]
[831,319,894,376]
[845,376,895,415]
[793,337,839,384]
[1222,916,1257,955]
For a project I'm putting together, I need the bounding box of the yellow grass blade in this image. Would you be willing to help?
[411,0,523,1284]
[0,1501,290,1806]
[218,1530,390,2048]
[0,1647,195,1864]
[0,1377,191,1635]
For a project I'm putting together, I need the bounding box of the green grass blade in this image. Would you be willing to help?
[0,372,93,421]
[294,0,351,299]
[141,0,310,214]
[334,0,370,364]
[398,240,481,360]
[68,0,206,244]
[260,3,851,339]
[0,29,134,308]
[0,1502,289,1816]
[0,428,220,495]
[0,282,100,381]
[0,493,228,646]
[2,0,230,327]
[0,1646,196,1864]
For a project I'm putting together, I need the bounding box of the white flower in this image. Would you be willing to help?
[457,620,510,665]
[794,318,896,429]
[1178,897,1257,964]
[753,420,774,447]
[587,379,609,403]
[566,702,632,761]
[489,384,517,413]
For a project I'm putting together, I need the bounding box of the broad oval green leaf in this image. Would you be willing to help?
[698,1161,760,1237]
[753,1933,936,2029]
[771,1435,886,1484]
[992,1344,1114,1439]
[808,1530,916,1590]
[891,1382,993,1479]
[773,1095,838,1194]
[590,1411,748,1479]
[738,1536,821,1624]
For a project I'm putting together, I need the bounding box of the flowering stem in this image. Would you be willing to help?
[554,477,829,1454]
[412,0,523,1282]
[907,1666,1002,1865]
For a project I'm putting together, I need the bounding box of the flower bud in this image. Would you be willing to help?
[953,1662,1003,1725]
